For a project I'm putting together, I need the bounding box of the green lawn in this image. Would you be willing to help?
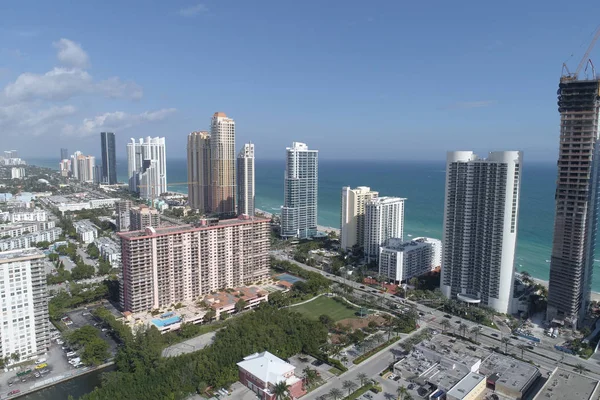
[290,296,359,322]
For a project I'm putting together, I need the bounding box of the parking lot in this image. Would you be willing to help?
[64,309,120,357]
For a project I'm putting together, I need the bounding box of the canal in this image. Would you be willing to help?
[20,366,114,400]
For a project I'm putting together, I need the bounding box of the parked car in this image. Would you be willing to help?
[491,333,499,337]
[8,390,20,396]
[444,314,452,319]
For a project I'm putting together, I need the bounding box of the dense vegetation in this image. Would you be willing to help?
[82,305,328,400]
[48,279,118,320]
[65,326,110,366]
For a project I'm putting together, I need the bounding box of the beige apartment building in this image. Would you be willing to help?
[187,131,212,213]
[129,205,160,231]
[340,186,379,250]
[118,216,270,313]
[210,112,236,216]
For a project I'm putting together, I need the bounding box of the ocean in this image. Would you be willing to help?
[28,157,600,291]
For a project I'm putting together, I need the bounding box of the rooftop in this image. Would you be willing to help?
[534,367,600,400]
[383,237,440,251]
[0,248,45,263]
[204,286,268,310]
[119,215,269,240]
[447,372,485,400]
[368,196,406,205]
[237,351,295,386]
[480,353,540,393]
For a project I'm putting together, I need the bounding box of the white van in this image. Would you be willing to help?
[36,358,47,364]
[69,357,81,365]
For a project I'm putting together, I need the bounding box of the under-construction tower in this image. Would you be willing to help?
[547,28,600,327]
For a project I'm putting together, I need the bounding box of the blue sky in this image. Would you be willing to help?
[1,0,599,162]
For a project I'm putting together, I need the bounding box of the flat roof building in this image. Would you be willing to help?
[0,249,49,363]
[340,186,379,251]
[118,216,270,313]
[533,367,600,400]
[129,205,160,231]
[379,237,442,283]
[446,372,486,400]
[73,219,99,244]
[364,196,405,262]
[479,353,540,399]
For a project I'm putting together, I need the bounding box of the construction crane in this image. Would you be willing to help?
[562,25,600,81]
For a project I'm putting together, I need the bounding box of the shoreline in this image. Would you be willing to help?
[516,272,600,302]
[255,208,340,234]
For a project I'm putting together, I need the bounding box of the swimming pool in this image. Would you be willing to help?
[152,316,181,328]
[277,273,304,284]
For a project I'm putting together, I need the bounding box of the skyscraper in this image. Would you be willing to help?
[187,131,211,213]
[341,186,379,250]
[100,132,117,184]
[126,137,167,200]
[440,151,522,314]
[363,196,405,262]
[210,112,236,216]
[281,142,318,239]
[237,143,255,216]
[547,78,600,326]
[0,249,50,363]
[60,148,68,161]
[70,151,95,182]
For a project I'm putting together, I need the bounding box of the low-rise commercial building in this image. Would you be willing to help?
[118,216,270,313]
[533,367,600,400]
[237,351,306,400]
[73,220,99,244]
[41,195,119,214]
[5,209,47,223]
[204,287,268,319]
[479,353,540,399]
[379,237,442,283]
[0,228,62,251]
[447,372,486,400]
[0,221,56,238]
[0,249,50,362]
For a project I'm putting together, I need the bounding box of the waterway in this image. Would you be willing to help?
[20,366,114,400]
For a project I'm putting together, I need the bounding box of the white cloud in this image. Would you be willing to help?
[2,68,143,102]
[53,38,90,68]
[0,103,76,136]
[64,108,176,136]
[178,4,208,17]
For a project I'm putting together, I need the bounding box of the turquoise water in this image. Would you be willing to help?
[152,316,181,327]
[29,157,600,290]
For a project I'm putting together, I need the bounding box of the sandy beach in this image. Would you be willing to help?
[255,208,340,235]
[516,272,600,302]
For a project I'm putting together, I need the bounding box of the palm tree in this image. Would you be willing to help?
[357,372,368,387]
[440,319,451,334]
[342,380,358,396]
[329,387,343,400]
[273,381,289,400]
[517,344,526,359]
[397,385,409,400]
[459,323,468,337]
[501,337,511,354]
[303,367,318,388]
[341,356,349,364]
[470,326,481,341]
[373,333,384,344]
[575,363,587,375]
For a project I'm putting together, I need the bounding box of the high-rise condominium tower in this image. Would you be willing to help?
[187,131,211,213]
[60,148,68,161]
[100,132,117,185]
[364,197,405,262]
[0,249,49,362]
[281,142,319,239]
[118,216,270,313]
[70,151,95,183]
[341,186,379,250]
[237,143,255,216]
[210,112,236,216]
[440,151,522,314]
[127,137,167,200]
[547,78,600,326]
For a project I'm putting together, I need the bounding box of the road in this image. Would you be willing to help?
[271,251,600,378]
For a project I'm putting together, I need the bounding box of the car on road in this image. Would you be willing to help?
[444,314,452,319]
[491,333,499,337]
[454,320,461,324]
[360,286,365,289]
[407,384,414,390]
[419,312,425,316]
[8,390,20,396]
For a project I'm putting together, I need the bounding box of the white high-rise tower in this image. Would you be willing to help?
[126,137,167,199]
[440,151,522,314]
[364,197,405,262]
[237,143,255,216]
[281,142,318,239]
